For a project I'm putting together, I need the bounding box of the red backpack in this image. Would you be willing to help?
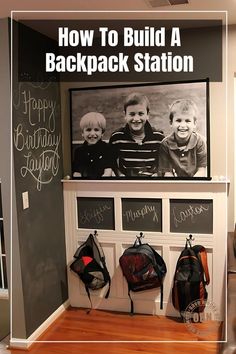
[119,234,167,314]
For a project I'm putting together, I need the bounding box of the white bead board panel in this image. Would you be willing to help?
[63,181,227,319]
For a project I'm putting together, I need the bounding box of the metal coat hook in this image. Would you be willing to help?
[186,234,195,247]
[136,232,144,244]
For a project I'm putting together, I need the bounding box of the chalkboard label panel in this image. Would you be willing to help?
[77,197,115,230]
[170,199,213,234]
[122,198,162,232]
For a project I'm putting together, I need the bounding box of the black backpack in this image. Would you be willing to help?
[70,231,111,308]
[119,233,167,314]
[172,236,210,315]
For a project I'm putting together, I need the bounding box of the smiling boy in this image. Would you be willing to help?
[109,92,164,177]
[73,112,113,178]
[159,99,207,177]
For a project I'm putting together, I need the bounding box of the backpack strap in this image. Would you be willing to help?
[150,246,166,310]
[160,283,164,310]
[193,245,210,285]
[92,232,106,259]
[105,279,111,299]
[155,261,164,310]
[91,232,111,298]
[198,248,210,285]
[85,285,93,313]
[128,286,134,315]
[101,257,111,298]
[128,285,163,313]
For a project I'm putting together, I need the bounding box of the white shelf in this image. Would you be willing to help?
[62,178,230,184]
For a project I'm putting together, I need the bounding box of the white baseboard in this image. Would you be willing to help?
[0,289,9,299]
[10,299,70,349]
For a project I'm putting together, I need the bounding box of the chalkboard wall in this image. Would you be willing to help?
[12,22,67,337]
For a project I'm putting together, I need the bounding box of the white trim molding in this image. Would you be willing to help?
[10,299,70,349]
[0,289,9,299]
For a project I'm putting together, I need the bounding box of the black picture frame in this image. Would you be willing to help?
[70,78,210,180]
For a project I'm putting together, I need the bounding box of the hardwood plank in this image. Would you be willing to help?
[9,341,221,354]
[9,307,222,354]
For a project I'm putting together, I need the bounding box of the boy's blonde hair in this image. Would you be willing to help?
[124,93,150,114]
[80,112,106,132]
[169,99,198,123]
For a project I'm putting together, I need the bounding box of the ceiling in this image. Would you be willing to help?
[3,0,236,25]
[3,0,235,42]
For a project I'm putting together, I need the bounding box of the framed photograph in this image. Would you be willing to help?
[70,79,210,180]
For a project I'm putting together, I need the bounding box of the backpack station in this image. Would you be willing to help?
[7,9,233,354]
[62,176,226,349]
[70,231,210,321]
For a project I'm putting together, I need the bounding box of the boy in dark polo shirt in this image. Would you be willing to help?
[159,99,207,177]
[73,112,113,178]
[109,93,164,177]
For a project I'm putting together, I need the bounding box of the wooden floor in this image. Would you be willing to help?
[9,307,223,354]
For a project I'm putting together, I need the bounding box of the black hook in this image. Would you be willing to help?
[186,234,195,247]
[136,232,144,245]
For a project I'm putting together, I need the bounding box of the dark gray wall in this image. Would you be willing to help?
[12,22,68,338]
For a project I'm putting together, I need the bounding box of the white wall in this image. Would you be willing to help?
[0,18,27,339]
[228,25,236,231]
[235,78,236,226]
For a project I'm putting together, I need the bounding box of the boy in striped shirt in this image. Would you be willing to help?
[109,93,164,177]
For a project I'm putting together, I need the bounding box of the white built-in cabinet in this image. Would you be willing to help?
[63,181,227,320]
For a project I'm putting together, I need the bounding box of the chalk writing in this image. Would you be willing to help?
[80,204,111,225]
[13,83,61,191]
[123,205,159,223]
[20,149,60,191]
[13,82,52,110]
[22,90,56,131]
[14,125,60,152]
[172,204,209,227]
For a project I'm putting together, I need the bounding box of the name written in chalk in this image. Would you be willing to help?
[80,204,111,225]
[123,204,159,223]
[172,204,209,228]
